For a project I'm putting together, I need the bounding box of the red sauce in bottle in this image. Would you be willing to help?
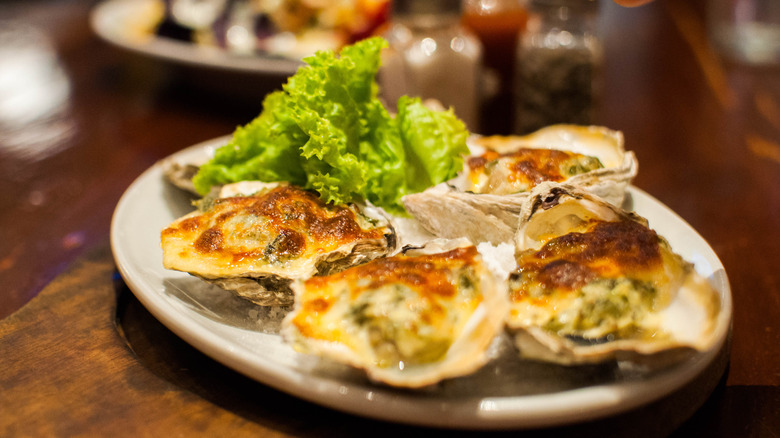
[462,3,528,134]
[462,7,528,86]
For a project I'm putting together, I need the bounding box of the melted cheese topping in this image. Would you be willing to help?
[509,219,686,339]
[465,148,603,195]
[289,246,484,369]
[161,185,388,278]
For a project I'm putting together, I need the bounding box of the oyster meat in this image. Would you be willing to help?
[161,181,396,306]
[403,124,638,244]
[281,240,509,388]
[506,182,723,365]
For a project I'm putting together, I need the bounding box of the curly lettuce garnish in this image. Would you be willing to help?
[192,37,468,214]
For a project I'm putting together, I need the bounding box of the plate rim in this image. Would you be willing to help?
[110,136,733,430]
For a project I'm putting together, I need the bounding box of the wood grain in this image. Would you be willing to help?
[0,244,261,436]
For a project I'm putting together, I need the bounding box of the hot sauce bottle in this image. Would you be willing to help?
[462,0,529,134]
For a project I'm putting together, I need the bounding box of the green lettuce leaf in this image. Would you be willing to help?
[192,91,307,194]
[191,36,468,214]
[396,96,470,193]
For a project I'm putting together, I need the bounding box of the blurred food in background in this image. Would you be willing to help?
[151,0,389,58]
[111,0,603,137]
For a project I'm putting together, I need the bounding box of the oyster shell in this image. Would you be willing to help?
[402,124,638,245]
[281,239,509,388]
[160,149,214,195]
[162,160,201,195]
[161,181,396,306]
[506,182,722,365]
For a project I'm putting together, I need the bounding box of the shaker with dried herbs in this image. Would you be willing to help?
[515,0,602,134]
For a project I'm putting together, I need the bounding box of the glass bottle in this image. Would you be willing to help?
[708,0,780,65]
[380,0,483,131]
[462,0,529,134]
[514,0,602,134]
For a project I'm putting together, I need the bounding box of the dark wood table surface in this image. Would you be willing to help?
[1,0,779,436]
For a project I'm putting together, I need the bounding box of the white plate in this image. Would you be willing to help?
[91,0,302,75]
[110,137,733,430]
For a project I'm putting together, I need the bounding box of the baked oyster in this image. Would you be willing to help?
[161,181,396,306]
[507,182,723,365]
[403,124,638,244]
[281,239,509,388]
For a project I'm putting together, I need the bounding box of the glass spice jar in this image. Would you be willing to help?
[380,0,483,131]
[514,0,602,134]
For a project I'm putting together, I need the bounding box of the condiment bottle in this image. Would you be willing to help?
[380,0,483,131]
[462,0,529,134]
[515,0,602,134]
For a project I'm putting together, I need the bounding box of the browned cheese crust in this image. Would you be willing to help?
[161,185,388,279]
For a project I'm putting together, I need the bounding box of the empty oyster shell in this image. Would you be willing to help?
[281,240,509,388]
[160,148,214,195]
[161,181,396,306]
[403,124,638,245]
[507,182,723,365]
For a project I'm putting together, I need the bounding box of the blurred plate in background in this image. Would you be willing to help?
[91,0,305,75]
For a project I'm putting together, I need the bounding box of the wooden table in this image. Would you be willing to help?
[1,0,778,435]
